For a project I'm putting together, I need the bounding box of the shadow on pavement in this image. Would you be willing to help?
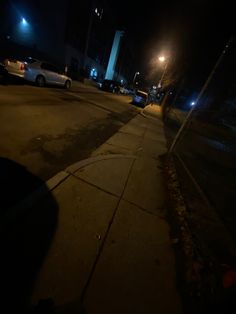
[0,158,59,313]
[0,158,44,212]
[3,74,27,86]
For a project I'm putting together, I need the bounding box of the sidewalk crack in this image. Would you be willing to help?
[80,157,136,302]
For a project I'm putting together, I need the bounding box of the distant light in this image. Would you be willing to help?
[190,101,195,106]
[90,67,97,79]
[121,79,124,84]
[95,8,101,17]
[137,71,140,75]
[22,18,27,25]
[159,56,165,62]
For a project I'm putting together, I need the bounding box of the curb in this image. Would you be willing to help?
[65,154,136,175]
[2,154,137,226]
[140,110,161,121]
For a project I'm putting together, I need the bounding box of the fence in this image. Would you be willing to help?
[164,37,236,263]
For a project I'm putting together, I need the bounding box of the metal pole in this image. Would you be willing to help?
[133,72,139,87]
[83,2,94,70]
[133,72,137,85]
[159,59,168,87]
[169,37,233,153]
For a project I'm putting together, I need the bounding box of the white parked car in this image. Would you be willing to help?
[4,57,72,88]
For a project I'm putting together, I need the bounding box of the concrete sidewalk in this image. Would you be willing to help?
[26,106,182,313]
[141,103,162,120]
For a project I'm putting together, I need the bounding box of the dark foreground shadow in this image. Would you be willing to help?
[0,158,59,313]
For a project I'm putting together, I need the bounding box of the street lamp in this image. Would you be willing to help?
[158,56,165,63]
[21,18,27,25]
[133,71,140,86]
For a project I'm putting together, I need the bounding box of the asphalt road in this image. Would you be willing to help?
[0,81,139,182]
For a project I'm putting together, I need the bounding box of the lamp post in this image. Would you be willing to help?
[158,56,169,89]
[133,71,140,87]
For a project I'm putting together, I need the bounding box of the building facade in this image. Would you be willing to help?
[0,0,133,83]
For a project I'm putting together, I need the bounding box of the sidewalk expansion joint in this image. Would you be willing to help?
[99,141,131,151]
[69,173,120,198]
[121,198,165,218]
[66,154,136,174]
[80,157,136,303]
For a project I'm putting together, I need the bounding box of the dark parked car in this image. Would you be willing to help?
[0,62,8,84]
[100,79,121,93]
[131,90,149,107]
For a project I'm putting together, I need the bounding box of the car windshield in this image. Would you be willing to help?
[136,91,147,98]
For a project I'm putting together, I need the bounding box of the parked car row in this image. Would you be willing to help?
[1,56,72,88]
[98,79,148,107]
[100,79,122,93]
[99,79,136,95]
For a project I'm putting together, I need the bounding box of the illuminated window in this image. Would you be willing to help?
[90,68,98,79]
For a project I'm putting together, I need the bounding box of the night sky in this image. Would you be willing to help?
[109,0,235,87]
[1,0,235,88]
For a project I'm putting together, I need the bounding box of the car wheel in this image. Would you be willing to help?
[64,80,71,89]
[35,75,45,87]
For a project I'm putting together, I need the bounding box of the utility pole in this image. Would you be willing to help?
[159,59,169,88]
[83,1,103,71]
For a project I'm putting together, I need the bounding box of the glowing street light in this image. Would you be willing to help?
[21,18,27,25]
[158,56,166,63]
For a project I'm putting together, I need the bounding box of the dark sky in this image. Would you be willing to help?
[1,0,235,87]
[108,0,235,86]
